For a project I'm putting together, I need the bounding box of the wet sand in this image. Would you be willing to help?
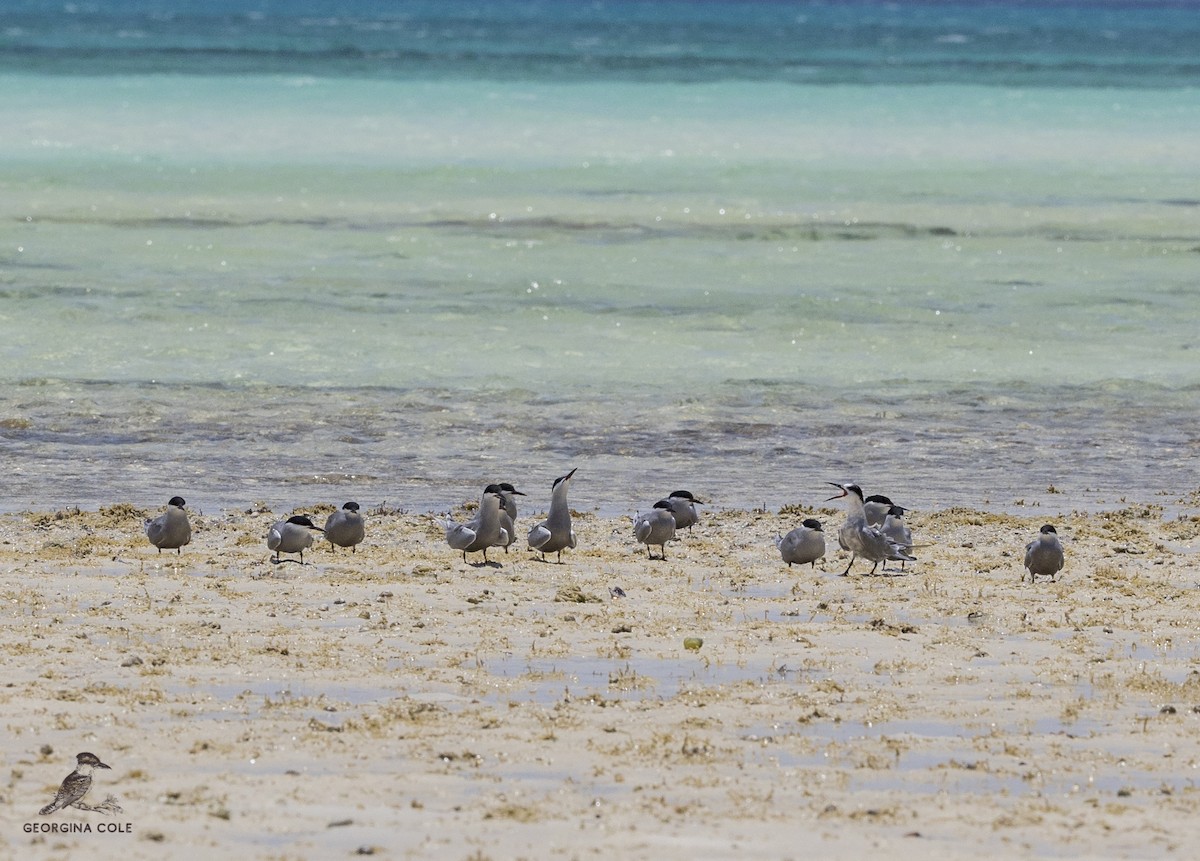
[2,497,1199,859]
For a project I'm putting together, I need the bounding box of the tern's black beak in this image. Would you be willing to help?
[825,482,848,501]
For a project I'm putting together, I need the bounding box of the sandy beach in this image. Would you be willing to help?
[2,494,1199,859]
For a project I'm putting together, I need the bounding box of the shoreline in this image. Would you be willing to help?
[2,502,1198,858]
[1,492,1196,528]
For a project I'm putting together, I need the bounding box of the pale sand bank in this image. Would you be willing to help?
[1,497,1199,859]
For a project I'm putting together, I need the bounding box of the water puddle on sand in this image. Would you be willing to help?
[716,581,976,627]
[464,652,779,704]
[155,676,407,724]
[740,715,1200,797]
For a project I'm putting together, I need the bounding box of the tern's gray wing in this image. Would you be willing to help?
[634,511,674,557]
[882,518,913,553]
[778,531,801,564]
[843,520,912,563]
[324,510,365,549]
[527,522,552,551]
[1025,536,1064,578]
[145,507,191,552]
[496,512,516,548]
[660,497,697,529]
[445,518,478,552]
[267,523,285,553]
[885,535,916,562]
[270,522,313,554]
[777,532,796,566]
[779,528,824,566]
[144,513,166,544]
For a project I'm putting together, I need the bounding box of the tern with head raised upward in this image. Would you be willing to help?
[528,468,577,562]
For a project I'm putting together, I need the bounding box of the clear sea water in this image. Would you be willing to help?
[1,1,1197,516]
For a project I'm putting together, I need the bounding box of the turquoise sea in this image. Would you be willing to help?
[1,1,1197,515]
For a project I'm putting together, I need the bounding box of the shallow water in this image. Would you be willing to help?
[2,2,1198,516]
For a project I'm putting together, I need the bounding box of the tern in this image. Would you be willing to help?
[634,500,677,559]
[1024,524,1065,582]
[528,468,577,562]
[862,494,901,528]
[267,515,323,563]
[323,501,365,553]
[144,496,191,555]
[659,490,702,531]
[446,485,507,564]
[777,518,827,568]
[40,752,111,815]
[880,505,914,571]
[827,483,915,576]
[839,493,902,550]
[495,482,525,552]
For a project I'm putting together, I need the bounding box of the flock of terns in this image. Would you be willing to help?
[142,470,1067,582]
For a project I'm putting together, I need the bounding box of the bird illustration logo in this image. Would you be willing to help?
[39,752,121,816]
